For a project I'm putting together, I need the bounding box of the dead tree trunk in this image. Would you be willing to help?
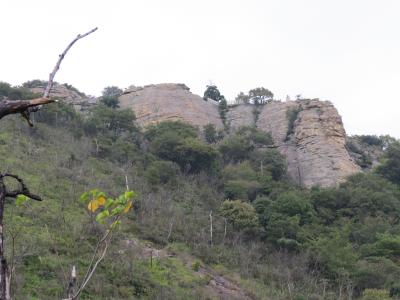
[0,179,10,300]
[0,98,56,126]
[0,174,42,299]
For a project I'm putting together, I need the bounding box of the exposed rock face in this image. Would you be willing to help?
[119,83,360,187]
[119,84,223,129]
[29,84,97,113]
[226,104,255,129]
[288,100,360,187]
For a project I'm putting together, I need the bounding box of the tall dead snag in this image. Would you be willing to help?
[42,27,98,99]
[0,27,97,299]
[0,27,98,124]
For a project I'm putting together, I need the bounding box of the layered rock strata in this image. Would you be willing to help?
[119,83,360,187]
[119,84,224,129]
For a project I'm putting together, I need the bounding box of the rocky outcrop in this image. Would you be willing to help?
[119,83,360,187]
[288,100,360,187]
[119,84,224,129]
[29,83,97,113]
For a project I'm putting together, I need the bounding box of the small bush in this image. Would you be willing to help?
[192,261,201,272]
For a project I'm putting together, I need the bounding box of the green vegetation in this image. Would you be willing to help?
[0,81,400,299]
[218,96,228,129]
[377,142,400,185]
[202,85,221,102]
[99,86,123,108]
[235,87,274,105]
[0,81,40,100]
[203,123,220,144]
[286,106,302,140]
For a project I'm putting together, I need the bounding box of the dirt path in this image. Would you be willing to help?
[198,265,254,300]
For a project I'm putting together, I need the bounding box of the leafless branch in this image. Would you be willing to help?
[0,174,42,201]
[43,27,98,98]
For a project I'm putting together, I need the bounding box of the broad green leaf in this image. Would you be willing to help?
[79,192,90,203]
[104,198,115,209]
[16,195,29,206]
[95,210,110,224]
[111,206,124,216]
[125,191,135,200]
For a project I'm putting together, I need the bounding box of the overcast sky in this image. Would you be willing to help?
[1,0,399,137]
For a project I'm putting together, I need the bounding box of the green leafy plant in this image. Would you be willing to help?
[69,189,137,299]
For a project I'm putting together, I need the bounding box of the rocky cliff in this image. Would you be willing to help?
[30,83,97,113]
[119,84,223,129]
[120,83,360,187]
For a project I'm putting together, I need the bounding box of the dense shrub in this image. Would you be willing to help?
[203,123,218,144]
[376,142,400,185]
[250,149,287,180]
[146,121,217,173]
[359,135,383,146]
[145,121,197,142]
[220,200,259,232]
[144,160,179,186]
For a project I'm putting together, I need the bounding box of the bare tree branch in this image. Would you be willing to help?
[0,98,55,122]
[43,27,98,98]
[0,174,42,201]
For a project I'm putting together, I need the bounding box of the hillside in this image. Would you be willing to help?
[0,81,400,299]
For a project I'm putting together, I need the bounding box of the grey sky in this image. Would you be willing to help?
[1,0,399,137]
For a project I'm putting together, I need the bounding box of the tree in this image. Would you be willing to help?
[101,86,123,98]
[220,200,259,232]
[144,121,197,142]
[144,160,179,186]
[248,87,273,105]
[218,96,228,128]
[100,86,123,109]
[250,149,287,181]
[203,124,218,144]
[0,82,11,99]
[146,121,217,173]
[0,174,42,299]
[234,87,274,105]
[254,191,314,246]
[67,189,136,300]
[0,27,97,299]
[234,91,250,104]
[203,85,221,101]
[376,142,400,185]
[219,135,253,163]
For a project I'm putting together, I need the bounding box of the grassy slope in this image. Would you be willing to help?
[0,116,272,300]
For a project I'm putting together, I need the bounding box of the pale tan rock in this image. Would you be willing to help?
[119,83,224,130]
[226,104,255,129]
[290,99,360,187]
[119,83,360,187]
